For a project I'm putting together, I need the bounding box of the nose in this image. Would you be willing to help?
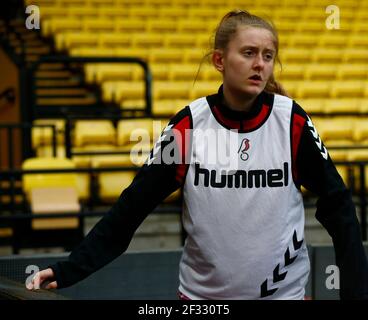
[253,53,265,70]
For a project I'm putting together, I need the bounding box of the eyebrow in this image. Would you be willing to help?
[241,46,276,53]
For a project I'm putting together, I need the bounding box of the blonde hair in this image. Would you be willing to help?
[199,10,288,97]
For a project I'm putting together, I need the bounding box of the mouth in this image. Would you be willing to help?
[248,74,262,81]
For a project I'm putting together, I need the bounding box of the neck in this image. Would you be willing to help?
[223,85,258,113]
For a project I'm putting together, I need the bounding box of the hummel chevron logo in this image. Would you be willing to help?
[260,230,304,298]
[147,124,173,165]
[273,265,287,282]
[261,279,278,297]
[306,116,328,160]
[293,230,303,250]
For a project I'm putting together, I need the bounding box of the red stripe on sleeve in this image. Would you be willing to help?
[292,113,306,182]
[173,116,191,184]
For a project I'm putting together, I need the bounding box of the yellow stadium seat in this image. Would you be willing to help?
[120,99,145,110]
[311,48,343,63]
[101,34,131,47]
[153,99,190,116]
[289,34,318,47]
[184,48,206,63]
[32,119,65,149]
[83,19,115,32]
[178,20,212,33]
[68,6,99,17]
[158,7,189,19]
[353,119,368,142]
[277,64,305,80]
[133,33,165,48]
[165,34,198,48]
[36,145,66,158]
[147,20,177,33]
[98,7,127,18]
[328,149,348,162]
[154,81,191,100]
[115,48,149,61]
[70,47,117,57]
[319,118,355,142]
[279,81,298,98]
[149,48,183,63]
[97,170,136,201]
[304,64,337,80]
[358,99,368,113]
[338,64,368,80]
[318,33,348,48]
[22,157,80,230]
[348,34,368,48]
[102,81,145,103]
[200,64,222,81]
[330,81,365,98]
[115,19,146,32]
[42,18,83,37]
[168,64,198,81]
[74,120,116,147]
[352,21,368,33]
[324,99,360,114]
[117,118,158,146]
[272,20,295,34]
[296,99,325,114]
[151,64,170,80]
[298,21,325,33]
[190,81,221,100]
[342,49,368,63]
[128,7,159,19]
[56,32,98,51]
[274,8,300,21]
[280,48,312,63]
[295,81,330,99]
[188,7,220,19]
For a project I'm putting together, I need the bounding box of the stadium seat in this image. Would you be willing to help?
[295,81,330,99]
[102,81,145,103]
[147,20,177,33]
[115,19,146,32]
[277,64,305,80]
[318,118,355,142]
[117,118,158,146]
[330,81,365,98]
[311,48,343,63]
[318,33,348,48]
[342,48,368,63]
[189,81,221,100]
[304,64,337,80]
[280,48,312,63]
[324,99,360,114]
[296,99,325,114]
[353,119,368,142]
[154,81,191,100]
[31,119,65,149]
[74,120,116,147]
[336,64,368,80]
[22,157,80,230]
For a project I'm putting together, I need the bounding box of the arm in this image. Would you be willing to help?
[50,107,192,288]
[291,102,368,299]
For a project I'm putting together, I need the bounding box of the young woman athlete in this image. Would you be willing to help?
[27,10,368,300]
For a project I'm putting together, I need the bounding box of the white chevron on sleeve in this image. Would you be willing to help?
[306,116,328,160]
[147,124,173,165]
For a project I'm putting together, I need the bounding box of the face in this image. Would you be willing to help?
[214,26,276,100]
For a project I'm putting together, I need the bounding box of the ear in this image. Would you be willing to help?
[212,49,224,72]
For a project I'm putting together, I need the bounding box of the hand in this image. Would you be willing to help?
[26,268,58,290]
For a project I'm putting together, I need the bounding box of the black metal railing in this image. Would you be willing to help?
[28,56,153,118]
